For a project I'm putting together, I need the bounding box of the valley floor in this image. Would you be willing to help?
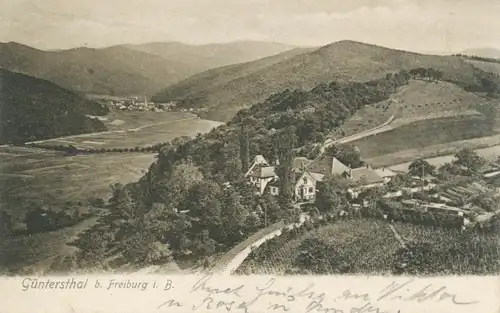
[0,111,223,274]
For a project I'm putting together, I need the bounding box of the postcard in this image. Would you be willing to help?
[1,1,499,312]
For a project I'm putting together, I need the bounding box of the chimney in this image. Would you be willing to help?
[348,164,352,178]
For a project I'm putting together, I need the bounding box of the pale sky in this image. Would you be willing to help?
[1,0,499,53]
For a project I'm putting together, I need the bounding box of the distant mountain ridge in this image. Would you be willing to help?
[0,41,202,96]
[122,41,298,71]
[154,40,493,122]
[0,41,295,97]
[0,68,108,144]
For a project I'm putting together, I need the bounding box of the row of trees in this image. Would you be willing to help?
[28,143,170,155]
[454,54,500,64]
[409,67,445,82]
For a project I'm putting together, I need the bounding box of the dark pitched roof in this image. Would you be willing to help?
[267,178,280,187]
[307,155,350,176]
[292,157,313,171]
[249,165,276,178]
[348,168,384,185]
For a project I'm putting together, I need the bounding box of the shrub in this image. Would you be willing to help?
[293,236,346,274]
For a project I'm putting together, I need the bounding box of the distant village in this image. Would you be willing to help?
[105,96,207,114]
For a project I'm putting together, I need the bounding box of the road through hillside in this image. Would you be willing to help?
[318,114,396,156]
[219,213,309,275]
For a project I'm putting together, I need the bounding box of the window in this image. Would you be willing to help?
[303,178,307,185]
[309,187,313,193]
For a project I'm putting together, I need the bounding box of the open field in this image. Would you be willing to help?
[386,144,500,173]
[469,60,500,75]
[236,219,500,275]
[367,135,500,168]
[337,80,488,137]
[32,112,223,150]
[100,111,196,131]
[0,146,155,219]
[349,115,497,159]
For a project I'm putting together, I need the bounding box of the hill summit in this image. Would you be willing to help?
[153,40,492,122]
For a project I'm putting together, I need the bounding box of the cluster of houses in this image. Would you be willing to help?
[107,97,177,112]
[244,154,398,202]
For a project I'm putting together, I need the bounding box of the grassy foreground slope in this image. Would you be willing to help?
[237,219,500,275]
[155,40,493,122]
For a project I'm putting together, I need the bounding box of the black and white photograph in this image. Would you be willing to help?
[1,0,500,282]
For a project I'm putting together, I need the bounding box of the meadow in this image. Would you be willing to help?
[370,138,500,169]
[101,111,196,131]
[337,80,485,138]
[468,60,500,76]
[349,115,497,159]
[0,146,155,218]
[34,111,223,150]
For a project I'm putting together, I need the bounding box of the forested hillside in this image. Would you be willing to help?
[0,69,108,144]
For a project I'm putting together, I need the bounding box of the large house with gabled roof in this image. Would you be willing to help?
[245,153,391,201]
[245,155,278,195]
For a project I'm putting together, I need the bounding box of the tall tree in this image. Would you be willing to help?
[408,159,436,178]
[0,210,13,238]
[315,177,349,214]
[220,188,250,246]
[239,126,250,171]
[276,126,298,204]
[453,148,486,173]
